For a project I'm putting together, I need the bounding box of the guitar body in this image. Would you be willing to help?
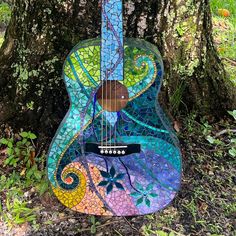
[47,1,182,216]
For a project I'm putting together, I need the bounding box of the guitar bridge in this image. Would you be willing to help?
[85,143,141,157]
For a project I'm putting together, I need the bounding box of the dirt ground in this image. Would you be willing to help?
[1,115,235,236]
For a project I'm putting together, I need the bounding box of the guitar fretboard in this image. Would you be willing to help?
[101,0,124,81]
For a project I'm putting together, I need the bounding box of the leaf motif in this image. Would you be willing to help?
[136,197,144,206]
[110,166,116,178]
[136,183,144,191]
[98,181,109,187]
[130,192,142,198]
[115,182,125,190]
[100,170,110,178]
[146,183,154,192]
[145,198,151,207]
[149,193,158,198]
[106,183,113,194]
[114,173,125,180]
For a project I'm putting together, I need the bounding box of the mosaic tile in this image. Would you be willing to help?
[47,0,182,216]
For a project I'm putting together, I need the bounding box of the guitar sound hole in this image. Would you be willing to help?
[97,80,129,112]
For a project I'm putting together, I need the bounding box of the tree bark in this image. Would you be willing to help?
[0,0,235,137]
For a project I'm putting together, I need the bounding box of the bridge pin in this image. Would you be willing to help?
[118,150,121,155]
[122,150,125,155]
[105,150,108,154]
[109,150,113,154]
[100,150,104,154]
[113,150,117,154]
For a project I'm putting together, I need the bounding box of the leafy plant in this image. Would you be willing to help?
[4,198,37,226]
[0,131,37,168]
[228,139,236,157]
[0,2,11,25]
[206,135,223,145]
[1,186,38,228]
[228,110,236,120]
[0,131,49,195]
[90,216,100,234]
[0,131,49,229]
[142,224,176,236]
[185,112,197,133]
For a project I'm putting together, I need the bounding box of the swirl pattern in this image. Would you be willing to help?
[47,0,182,216]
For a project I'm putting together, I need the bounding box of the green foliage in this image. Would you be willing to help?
[185,112,197,133]
[142,224,176,236]
[0,2,11,25]
[2,192,37,228]
[26,101,35,110]
[1,131,36,167]
[228,110,236,120]
[201,112,236,159]
[210,0,236,86]
[90,216,100,234]
[0,131,49,194]
[170,81,186,115]
[211,0,236,24]
[0,131,49,227]
[0,34,3,46]
[212,17,236,59]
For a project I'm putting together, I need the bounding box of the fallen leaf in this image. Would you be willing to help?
[174,121,181,132]
[29,150,36,165]
[198,201,208,212]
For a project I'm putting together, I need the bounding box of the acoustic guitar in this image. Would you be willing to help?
[47,0,182,216]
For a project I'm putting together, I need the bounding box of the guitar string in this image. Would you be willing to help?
[106,4,109,152]
[114,4,120,146]
[115,5,120,146]
[105,11,107,151]
[101,0,104,150]
[109,20,112,152]
[106,0,109,151]
[109,11,112,152]
[114,21,117,146]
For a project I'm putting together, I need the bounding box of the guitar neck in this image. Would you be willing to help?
[101,0,124,81]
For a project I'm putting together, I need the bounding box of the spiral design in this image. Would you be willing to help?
[52,164,87,209]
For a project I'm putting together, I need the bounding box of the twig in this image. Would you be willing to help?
[215,129,236,137]
[0,166,8,174]
[122,217,140,234]
[35,145,43,158]
[77,220,123,232]
[222,57,236,66]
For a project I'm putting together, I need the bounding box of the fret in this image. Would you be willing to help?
[101,0,124,81]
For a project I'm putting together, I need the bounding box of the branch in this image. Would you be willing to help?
[222,57,236,66]
[215,129,236,137]
[77,220,123,233]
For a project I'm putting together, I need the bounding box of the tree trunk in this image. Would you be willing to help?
[0,0,235,138]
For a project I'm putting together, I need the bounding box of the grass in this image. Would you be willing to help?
[1,114,235,235]
[0,1,235,235]
[210,0,236,85]
[211,0,236,25]
[0,2,11,25]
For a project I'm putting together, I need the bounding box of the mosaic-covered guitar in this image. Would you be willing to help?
[47,0,182,216]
